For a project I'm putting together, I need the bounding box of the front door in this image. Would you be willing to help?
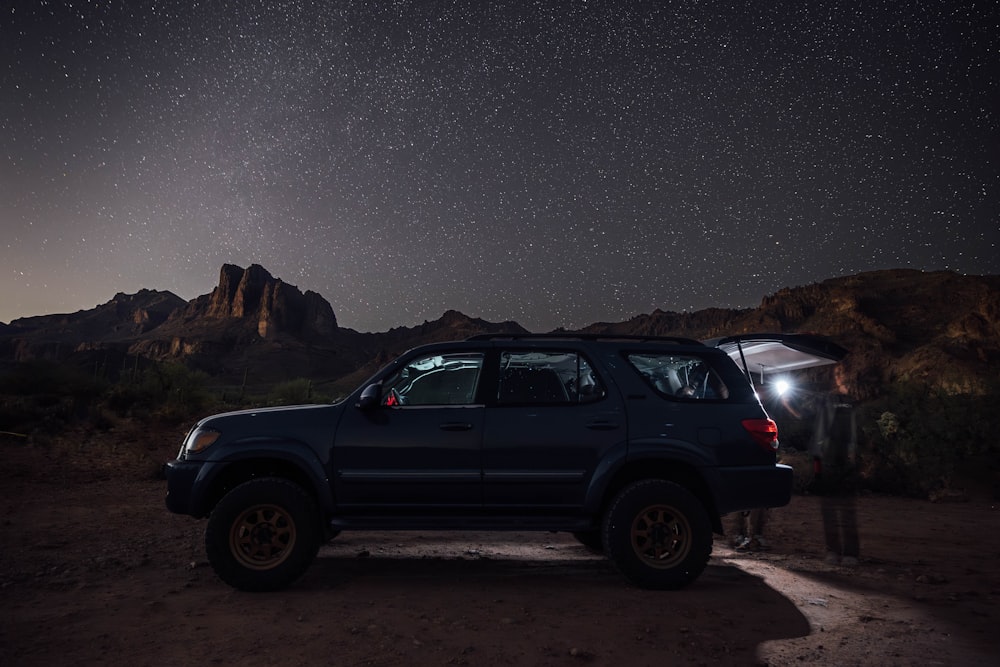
[333,351,485,510]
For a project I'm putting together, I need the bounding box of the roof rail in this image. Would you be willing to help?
[465,332,703,345]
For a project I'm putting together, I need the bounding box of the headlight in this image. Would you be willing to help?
[183,428,221,456]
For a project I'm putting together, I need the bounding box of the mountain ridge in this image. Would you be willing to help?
[2,265,998,395]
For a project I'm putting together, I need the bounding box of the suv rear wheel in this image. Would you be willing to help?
[603,480,712,590]
[205,477,320,591]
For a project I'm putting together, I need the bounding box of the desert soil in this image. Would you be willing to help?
[1,426,998,666]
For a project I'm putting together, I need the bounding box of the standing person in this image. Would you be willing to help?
[731,508,769,551]
[811,366,861,566]
[731,380,792,552]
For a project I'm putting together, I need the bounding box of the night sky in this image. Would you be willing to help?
[2,1,997,333]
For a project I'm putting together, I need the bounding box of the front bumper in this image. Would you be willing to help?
[164,459,218,517]
[709,463,794,515]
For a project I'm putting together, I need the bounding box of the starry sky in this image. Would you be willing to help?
[2,1,997,333]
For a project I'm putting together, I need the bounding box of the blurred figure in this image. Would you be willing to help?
[811,366,860,566]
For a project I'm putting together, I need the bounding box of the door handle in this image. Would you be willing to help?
[586,420,619,430]
[440,422,474,431]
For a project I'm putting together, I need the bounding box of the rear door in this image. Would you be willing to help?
[482,348,626,510]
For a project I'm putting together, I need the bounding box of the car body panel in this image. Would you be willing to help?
[332,403,485,508]
[482,402,627,508]
[710,463,794,514]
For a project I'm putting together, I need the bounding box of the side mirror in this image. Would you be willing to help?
[356,383,382,410]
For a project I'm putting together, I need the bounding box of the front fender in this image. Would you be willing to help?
[186,439,334,517]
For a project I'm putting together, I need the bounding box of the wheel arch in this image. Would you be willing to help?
[597,459,723,534]
[197,446,334,528]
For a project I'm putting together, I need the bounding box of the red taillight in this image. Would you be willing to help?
[742,418,779,452]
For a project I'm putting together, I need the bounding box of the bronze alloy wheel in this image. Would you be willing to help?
[229,503,297,571]
[207,478,322,590]
[604,480,711,589]
[629,503,691,569]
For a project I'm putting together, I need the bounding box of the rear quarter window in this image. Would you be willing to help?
[626,352,735,401]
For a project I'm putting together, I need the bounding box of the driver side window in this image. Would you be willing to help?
[381,352,484,406]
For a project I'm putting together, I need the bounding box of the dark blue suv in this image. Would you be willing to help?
[165,333,845,591]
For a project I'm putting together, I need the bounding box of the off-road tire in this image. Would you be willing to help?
[603,479,712,590]
[205,477,321,592]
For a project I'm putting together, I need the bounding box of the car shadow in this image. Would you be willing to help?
[291,538,812,664]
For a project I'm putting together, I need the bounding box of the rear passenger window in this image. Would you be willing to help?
[498,351,605,405]
[627,353,730,400]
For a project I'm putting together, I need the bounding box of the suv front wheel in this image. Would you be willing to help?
[603,479,712,590]
[205,477,321,591]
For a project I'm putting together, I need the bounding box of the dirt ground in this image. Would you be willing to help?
[1,427,998,666]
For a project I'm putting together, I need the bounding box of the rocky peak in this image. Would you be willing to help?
[200,264,337,339]
[207,264,269,319]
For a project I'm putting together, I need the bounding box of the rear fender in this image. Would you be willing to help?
[584,439,723,532]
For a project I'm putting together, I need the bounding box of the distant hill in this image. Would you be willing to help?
[0,264,526,386]
[2,265,998,397]
[579,270,1000,399]
[3,289,186,343]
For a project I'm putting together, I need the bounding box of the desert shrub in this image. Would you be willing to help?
[267,378,327,405]
[0,360,106,400]
[764,379,1000,499]
[860,381,1000,497]
[0,394,76,435]
[144,362,213,420]
[104,362,213,422]
[0,361,108,433]
[103,383,146,417]
[0,359,219,437]
[778,446,816,494]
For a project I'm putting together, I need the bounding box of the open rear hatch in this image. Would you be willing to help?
[705,333,848,379]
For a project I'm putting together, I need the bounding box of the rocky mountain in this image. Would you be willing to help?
[2,265,998,396]
[194,263,338,339]
[579,270,1000,399]
[3,289,186,343]
[327,310,530,393]
[0,289,187,365]
[0,264,527,386]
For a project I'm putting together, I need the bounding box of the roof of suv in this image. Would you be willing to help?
[465,333,703,345]
[466,331,849,376]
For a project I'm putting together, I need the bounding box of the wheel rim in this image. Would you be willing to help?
[229,504,297,570]
[630,503,691,569]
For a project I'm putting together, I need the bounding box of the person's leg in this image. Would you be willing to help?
[731,511,750,549]
[820,495,841,561]
[751,508,768,534]
[840,495,860,559]
[751,508,770,549]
